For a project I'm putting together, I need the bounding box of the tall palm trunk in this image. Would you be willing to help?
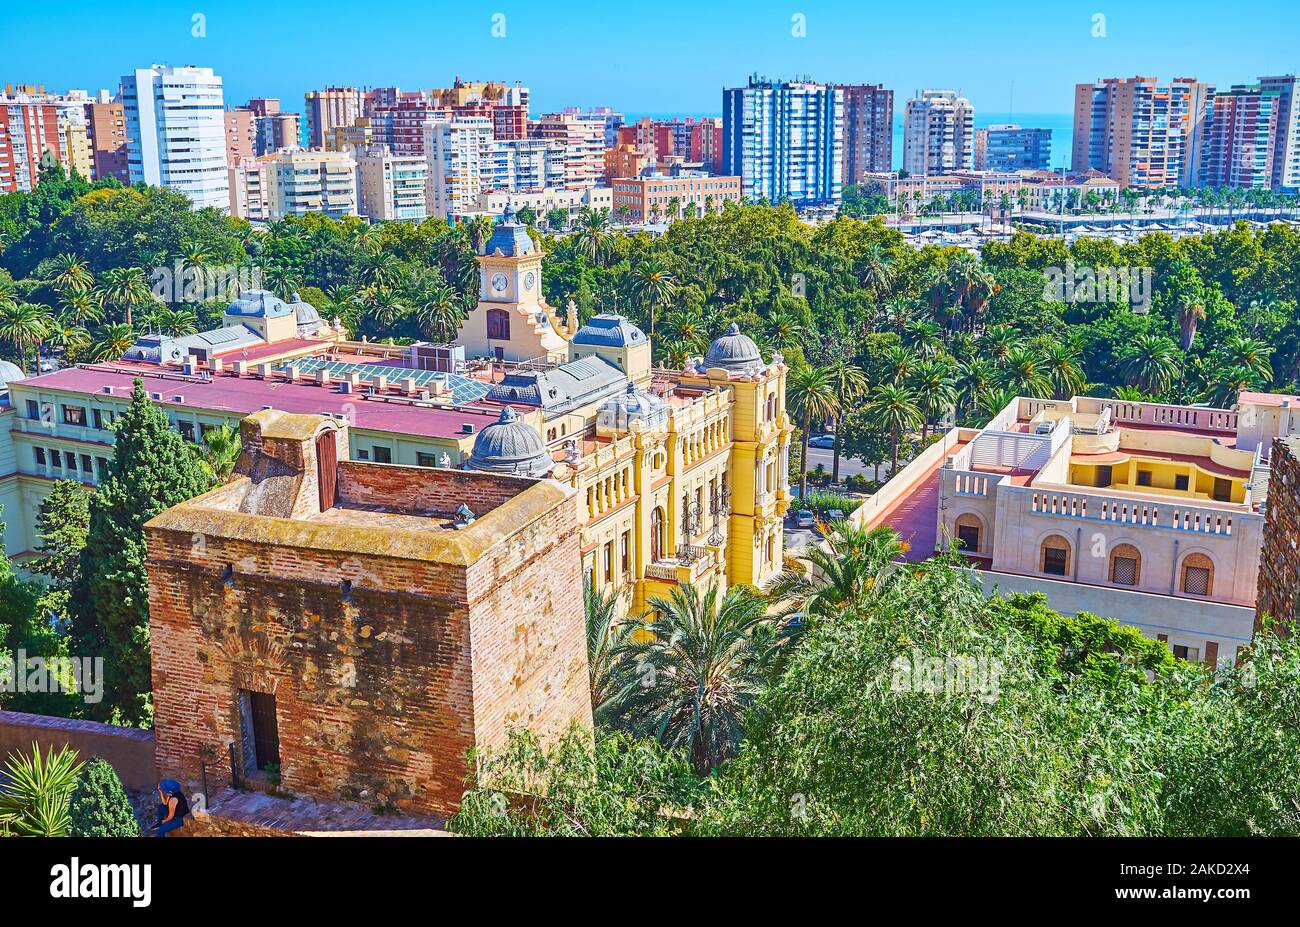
[890,426,900,478]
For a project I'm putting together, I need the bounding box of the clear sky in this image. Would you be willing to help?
[4,0,1297,121]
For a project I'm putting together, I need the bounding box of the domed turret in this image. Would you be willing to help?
[466,406,554,478]
[0,359,25,395]
[572,313,647,349]
[597,380,668,431]
[484,205,536,257]
[705,322,765,376]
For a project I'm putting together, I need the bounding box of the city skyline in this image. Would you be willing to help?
[5,0,1298,122]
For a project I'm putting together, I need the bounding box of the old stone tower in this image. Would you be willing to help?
[145,409,592,815]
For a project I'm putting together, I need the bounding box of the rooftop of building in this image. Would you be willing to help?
[14,363,506,441]
[147,409,575,567]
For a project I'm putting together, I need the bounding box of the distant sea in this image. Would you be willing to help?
[625,110,1077,172]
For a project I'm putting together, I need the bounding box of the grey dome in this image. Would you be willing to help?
[467,405,553,478]
[288,293,326,336]
[573,313,647,348]
[705,323,765,375]
[0,359,24,392]
[597,381,668,430]
[485,206,536,257]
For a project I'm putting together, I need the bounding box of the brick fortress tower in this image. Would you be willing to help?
[144,409,592,815]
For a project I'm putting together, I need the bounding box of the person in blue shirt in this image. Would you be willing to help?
[152,779,190,837]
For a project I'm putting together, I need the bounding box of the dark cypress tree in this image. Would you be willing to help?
[69,757,141,837]
[70,379,210,725]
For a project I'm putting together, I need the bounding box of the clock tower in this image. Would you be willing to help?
[456,207,570,363]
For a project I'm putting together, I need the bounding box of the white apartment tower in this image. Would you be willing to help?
[356,144,428,222]
[1260,75,1300,193]
[121,64,230,210]
[722,77,844,206]
[425,115,496,219]
[903,90,976,176]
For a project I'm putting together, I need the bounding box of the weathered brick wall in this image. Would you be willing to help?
[148,529,476,815]
[467,496,592,754]
[0,710,156,789]
[1258,437,1300,632]
[336,461,534,518]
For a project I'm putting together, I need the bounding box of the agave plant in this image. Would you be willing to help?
[0,743,84,837]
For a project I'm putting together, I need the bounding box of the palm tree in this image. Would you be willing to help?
[88,323,135,362]
[0,302,52,374]
[0,743,84,837]
[824,358,869,484]
[45,253,94,292]
[1043,341,1087,399]
[1176,296,1207,351]
[767,521,907,629]
[1120,334,1182,396]
[976,387,1018,422]
[259,264,303,301]
[603,583,772,776]
[867,382,923,477]
[980,325,1022,366]
[58,285,102,328]
[630,259,676,336]
[574,208,613,265]
[200,424,242,484]
[1221,335,1273,384]
[144,306,199,338]
[362,286,408,331]
[908,357,957,443]
[662,309,709,353]
[44,317,92,360]
[857,243,895,299]
[883,345,920,384]
[411,276,463,342]
[1000,347,1052,398]
[765,310,805,353]
[357,250,403,290]
[787,365,840,498]
[585,585,632,715]
[466,215,495,255]
[953,358,995,420]
[95,266,153,327]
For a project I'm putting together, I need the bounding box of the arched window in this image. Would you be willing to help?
[1109,543,1141,586]
[486,308,510,340]
[1180,553,1214,597]
[1040,534,1071,576]
[650,507,665,562]
[954,514,983,555]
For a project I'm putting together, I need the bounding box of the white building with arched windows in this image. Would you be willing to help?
[855,391,1300,667]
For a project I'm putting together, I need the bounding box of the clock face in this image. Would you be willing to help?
[524,271,536,291]
[491,272,508,293]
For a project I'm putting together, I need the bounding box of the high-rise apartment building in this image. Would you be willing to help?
[121,64,229,210]
[304,86,364,149]
[326,117,374,152]
[841,84,893,182]
[425,115,495,218]
[428,80,531,140]
[722,77,844,206]
[532,112,607,191]
[372,97,436,157]
[0,95,61,192]
[224,107,256,164]
[974,124,1052,172]
[356,144,428,222]
[228,155,271,221]
[266,149,357,219]
[1259,75,1300,193]
[1072,76,1212,189]
[1197,85,1278,190]
[85,99,129,183]
[903,90,975,176]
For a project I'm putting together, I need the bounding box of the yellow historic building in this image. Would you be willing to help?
[460,209,794,609]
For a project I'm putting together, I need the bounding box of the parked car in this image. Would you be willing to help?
[827,509,845,521]
[808,434,836,449]
[794,509,815,528]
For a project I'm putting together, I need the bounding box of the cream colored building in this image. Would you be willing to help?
[266,148,357,219]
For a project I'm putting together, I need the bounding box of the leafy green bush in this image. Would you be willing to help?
[800,490,863,519]
[69,757,140,837]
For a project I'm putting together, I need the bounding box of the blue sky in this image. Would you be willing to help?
[4,1,1297,122]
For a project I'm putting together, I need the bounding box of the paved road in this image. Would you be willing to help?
[802,445,893,482]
